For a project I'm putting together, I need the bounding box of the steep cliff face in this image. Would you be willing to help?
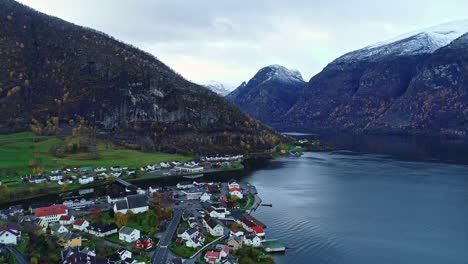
[368,34,468,137]
[0,0,281,152]
[227,65,306,126]
[283,22,468,138]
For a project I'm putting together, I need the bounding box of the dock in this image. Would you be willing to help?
[245,214,267,228]
[262,239,286,253]
[115,178,132,187]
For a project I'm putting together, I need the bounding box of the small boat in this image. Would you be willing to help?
[261,203,272,207]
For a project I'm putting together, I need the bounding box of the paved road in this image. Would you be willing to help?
[6,246,29,264]
[151,209,182,264]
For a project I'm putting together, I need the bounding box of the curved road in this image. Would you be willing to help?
[151,209,182,264]
[5,246,29,264]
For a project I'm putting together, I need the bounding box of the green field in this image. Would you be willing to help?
[0,132,192,180]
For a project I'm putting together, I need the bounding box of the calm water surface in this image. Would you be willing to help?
[245,151,468,264]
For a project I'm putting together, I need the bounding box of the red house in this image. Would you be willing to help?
[135,236,153,249]
[218,196,228,203]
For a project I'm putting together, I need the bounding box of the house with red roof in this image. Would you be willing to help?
[204,246,229,264]
[35,205,68,223]
[59,215,75,225]
[251,226,265,237]
[229,187,243,199]
[73,219,89,231]
[0,226,21,245]
[135,236,153,249]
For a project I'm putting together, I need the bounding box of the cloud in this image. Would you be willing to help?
[17,0,468,88]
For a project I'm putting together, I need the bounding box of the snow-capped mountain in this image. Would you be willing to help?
[336,20,468,63]
[202,81,232,96]
[226,65,306,126]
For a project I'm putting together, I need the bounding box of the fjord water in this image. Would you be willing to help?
[245,151,468,264]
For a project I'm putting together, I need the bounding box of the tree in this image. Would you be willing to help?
[115,213,130,228]
[91,206,102,220]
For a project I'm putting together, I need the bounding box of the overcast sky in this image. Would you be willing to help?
[18,0,468,89]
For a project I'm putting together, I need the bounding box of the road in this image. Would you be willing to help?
[151,209,182,264]
[6,246,29,264]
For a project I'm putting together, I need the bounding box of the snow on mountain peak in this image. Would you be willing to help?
[202,81,233,96]
[336,20,468,63]
[258,64,304,83]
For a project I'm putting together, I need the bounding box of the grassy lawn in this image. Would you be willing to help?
[0,132,192,179]
[241,194,255,210]
[17,236,29,253]
[169,241,200,258]
[106,234,133,247]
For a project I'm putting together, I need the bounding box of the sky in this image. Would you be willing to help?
[17,0,468,89]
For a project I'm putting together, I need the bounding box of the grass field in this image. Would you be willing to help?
[0,132,192,179]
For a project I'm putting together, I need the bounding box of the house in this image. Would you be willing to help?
[226,202,239,209]
[204,246,229,264]
[119,226,140,243]
[110,166,121,172]
[49,175,63,181]
[176,182,194,189]
[228,179,240,189]
[208,185,220,193]
[113,194,149,214]
[174,165,204,173]
[236,217,256,232]
[34,218,48,231]
[251,226,265,237]
[59,215,75,225]
[243,233,261,247]
[73,219,90,231]
[78,167,93,174]
[127,170,136,176]
[35,205,68,223]
[135,236,153,249]
[58,179,72,185]
[51,169,62,174]
[0,226,21,245]
[94,167,107,172]
[50,223,69,234]
[218,196,227,203]
[115,248,132,261]
[185,232,204,248]
[178,227,199,241]
[188,219,198,228]
[200,192,211,202]
[202,215,224,237]
[207,207,229,218]
[57,196,95,210]
[182,210,195,221]
[57,232,82,248]
[182,190,202,200]
[107,191,137,204]
[87,223,118,237]
[29,203,52,214]
[61,247,96,261]
[229,188,243,199]
[227,236,242,250]
[160,162,171,168]
[30,178,47,184]
[229,226,244,237]
[79,175,94,184]
[111,172,122,177]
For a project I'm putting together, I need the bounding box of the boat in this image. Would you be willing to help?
[183,174,204,179]
[261,203,272,207]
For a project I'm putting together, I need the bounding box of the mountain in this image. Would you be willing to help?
[0,0,282,153]
[282,21,468,138]
[202,81,232,96]
[226,65,307,126]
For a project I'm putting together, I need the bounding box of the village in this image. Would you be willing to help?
[0,154,283,264]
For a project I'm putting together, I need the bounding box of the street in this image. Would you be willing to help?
[151,209,182,264]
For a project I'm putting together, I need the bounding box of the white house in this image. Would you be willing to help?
[57,196,95,210]
[113,194,149,214]
[160,162,171,168]
[148,186,160,194]
[174,165,204,173]
[73,219,89,231]
[182,191,202,200]
[49,175,63,181]
[228,179,240,189]
[79,175,94,184]
[208,207,229,218]
[200,192,211,202]
[229,226,244,237]
[58,179,72,185]
[185,232,204,248]
[87,223,118,237]
[59,215,75,225]
[119,226,141,243]
[51,169,62,174]
[0,226,21,245]
[178,228,199,241]
[176,182,194,189]
[203,216,224,237]
[94,167,107,172]
[110,166,121,172]
[229,188,243,199]
[50,223,69,235]
[111,172,122,177]
[244,233,262,247]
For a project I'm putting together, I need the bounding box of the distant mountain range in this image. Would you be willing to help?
[202,81,232,96]
[0,0,282,153]
[229,21,468,138]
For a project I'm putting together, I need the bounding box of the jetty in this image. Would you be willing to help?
[262,239,286,253]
